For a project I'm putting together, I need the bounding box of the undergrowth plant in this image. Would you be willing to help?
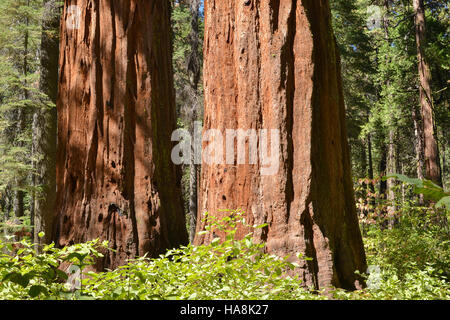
[82,211,322,300]
[0,206,448,300]
[0,235,107,300]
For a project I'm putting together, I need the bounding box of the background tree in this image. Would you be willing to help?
[413,0,442,186]
[332,0,448,218]
[171,0,204,242]
[32,0,60,246]
[0,0,43,237]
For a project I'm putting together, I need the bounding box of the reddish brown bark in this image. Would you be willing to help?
[413,0,442,186]
[195,0,366,290]
[53,0,187,270]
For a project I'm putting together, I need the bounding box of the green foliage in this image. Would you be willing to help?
[0,0,53,217]
[82,212,322,300]
[341,175,450,300]
[334,208,450,300]
[386,173,450,211]
[331,0,377,178]
[331,0,449,188]
[1,209,449,300]
[0,236,107,300]
[333,266,450,300]
[171,0,204,119]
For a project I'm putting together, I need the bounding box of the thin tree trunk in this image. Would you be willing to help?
[413,0,442,186]
[387,130,397,228]
[379,0,394,217]
[2,187,12,240]
[13,112,26,219]
[412,102,425,203]
[33,0,60,246]
[195,0,366,290]
[360,140,368,235]
[368,134,375,193]
[361,140,367,182]
[367,133,376,212]
[360,139,368,213]
[443,134,447,188]
[382,0,397,225]
[14,0,30,220]
[187,0,201,243]
[379,143,388,198]
[53,0,187,270]
[188,151,199,243]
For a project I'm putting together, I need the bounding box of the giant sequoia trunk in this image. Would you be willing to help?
[195,0,366,290]
[54,0,188,269]
[413,0,442,186]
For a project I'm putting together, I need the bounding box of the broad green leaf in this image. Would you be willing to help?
[28,285,48,298]
[436,196,450,211]
[56,269,69,281]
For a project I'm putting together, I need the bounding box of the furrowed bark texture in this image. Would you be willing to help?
[195,0,367,290]
[54,0,187,269]
[413,0,442,186]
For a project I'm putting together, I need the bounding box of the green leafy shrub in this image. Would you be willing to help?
[385,173,450,211]
[344,175,450,300]
[363,209,449,279]
[0,236,107,300]
[1,208,448,300]
[82,211,322,300]
[333,265,450,300]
